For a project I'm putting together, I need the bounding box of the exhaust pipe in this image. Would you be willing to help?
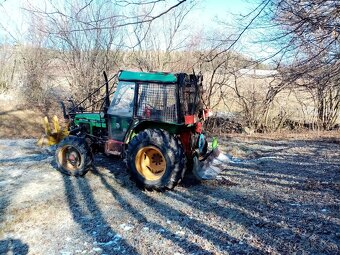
[60,101,68,119]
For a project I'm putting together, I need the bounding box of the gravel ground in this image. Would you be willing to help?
[0,137,339,255]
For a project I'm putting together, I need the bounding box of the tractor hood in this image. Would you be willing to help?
[74,113,106,128]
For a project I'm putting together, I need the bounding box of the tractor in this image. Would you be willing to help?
[44,70,221,190]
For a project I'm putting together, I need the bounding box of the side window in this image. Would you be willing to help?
[136,83,178,123]
[108,82,135,117]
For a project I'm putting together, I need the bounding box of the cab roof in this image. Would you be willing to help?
[118,70,177,83]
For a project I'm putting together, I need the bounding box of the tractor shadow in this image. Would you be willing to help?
[0,238,29,255]
[56,156,218,254]
[92,154,262,254]
[56,159,139,254]
[91,167,216,254]
[179,171,239,189]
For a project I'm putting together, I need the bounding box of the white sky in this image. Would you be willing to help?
[0,0,276,60]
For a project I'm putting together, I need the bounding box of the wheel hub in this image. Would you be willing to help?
[135,146,166,181]
[67,150,79,166]
[58,146,82,171]
[151,153,163,165]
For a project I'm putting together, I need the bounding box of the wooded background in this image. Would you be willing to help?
[0,0,339,132]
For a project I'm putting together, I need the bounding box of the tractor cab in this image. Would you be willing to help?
[105,70,203,156]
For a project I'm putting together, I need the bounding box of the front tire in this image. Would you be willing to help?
[126,129,186,190]
[55,136,92,176]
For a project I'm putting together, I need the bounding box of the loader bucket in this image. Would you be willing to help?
[192,149,230,180]
[37,116,69,146]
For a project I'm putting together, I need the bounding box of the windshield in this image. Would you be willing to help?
[108,81,135,117]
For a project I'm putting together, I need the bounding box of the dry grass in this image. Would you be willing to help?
[0,100,66,139]
[0,105,44,138]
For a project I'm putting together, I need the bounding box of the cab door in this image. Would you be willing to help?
[105,81,135,155]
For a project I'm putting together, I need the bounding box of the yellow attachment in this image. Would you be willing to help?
[43,116,51,134]
[37,115,69,146]
[52,115,61,133]
[135,146,167,181]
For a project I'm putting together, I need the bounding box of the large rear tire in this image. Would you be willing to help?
[55,136,92,176]
[126,129,186,190]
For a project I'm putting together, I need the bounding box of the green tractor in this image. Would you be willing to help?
[53,70,220,190]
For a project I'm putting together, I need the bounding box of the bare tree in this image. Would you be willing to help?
[126,0,196,72]
[255,0,340,129]
[19,13,56,113]
[25,0,188,33]
[24,0,124,109]
[22,0,190,110]
[0,44,16,94]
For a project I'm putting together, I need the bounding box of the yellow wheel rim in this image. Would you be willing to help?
[135,146,166,181]
[57,146,81,171]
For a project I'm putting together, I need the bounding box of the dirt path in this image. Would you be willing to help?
[0,137,339,255]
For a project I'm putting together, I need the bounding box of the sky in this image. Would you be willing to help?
[198,0,255,22]
[0,0,273,59]
[192,0,275,57]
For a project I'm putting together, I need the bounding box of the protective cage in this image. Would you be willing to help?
[178,74,203,117]
[136,83,179,123]
[134,73,203,124]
